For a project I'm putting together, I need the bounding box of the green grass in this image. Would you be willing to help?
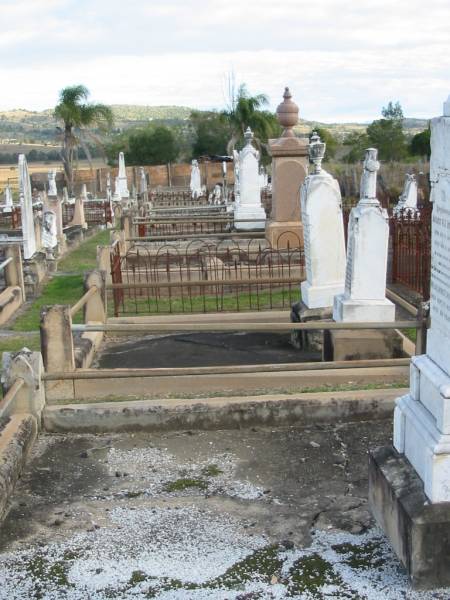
[164,478,208,492]
[0,333,40,354]
[111,287,297,317]
[57,229,110,272]
[12,275,84,332]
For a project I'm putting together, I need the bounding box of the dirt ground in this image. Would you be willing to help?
[95,332,320,369]
[0,420,448,599]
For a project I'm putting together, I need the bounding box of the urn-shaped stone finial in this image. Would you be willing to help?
[244,126,254,145]
[309,131,326,174]
[276,87,299,138]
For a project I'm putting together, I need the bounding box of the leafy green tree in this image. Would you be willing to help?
[343,131,370,163]
[190,110,230,157]
[54,85,113,194]
[366,101,407,161]
[124,126,178,165]
[410,127,431,159]
[222,84,281,156]
[310,127,338,160]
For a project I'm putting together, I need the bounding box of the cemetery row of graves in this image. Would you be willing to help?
[2,88,450,594]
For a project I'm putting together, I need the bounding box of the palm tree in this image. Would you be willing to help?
[54,85,113,195]
[222,83,280,155]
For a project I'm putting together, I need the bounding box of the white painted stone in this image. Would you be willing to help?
[106,172,112,203]
[333,148,395,322]
[444,95,450,117]
[80,184,88,201]
[117,152,129,199]
[113,176,121,202]
[47,169,57,197]
[18,154,37,260]
[393,101,450,502]
[234,128,266,231]
[393,173,418,216]
[3,185,13,212]
[233,149,240,205]
[190,160,202,198]
[41,210,58,249]
[300,134,346,309]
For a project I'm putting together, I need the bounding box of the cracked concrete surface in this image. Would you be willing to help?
[1,419,447,598]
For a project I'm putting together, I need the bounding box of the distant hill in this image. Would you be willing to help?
[0,105,430,147]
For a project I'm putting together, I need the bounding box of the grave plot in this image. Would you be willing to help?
[2,420,446,599]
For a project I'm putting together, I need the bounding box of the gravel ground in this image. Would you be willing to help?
[0,421,449,599]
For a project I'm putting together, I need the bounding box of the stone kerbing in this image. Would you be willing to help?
[43,387,406,433]
[0,414,38,521]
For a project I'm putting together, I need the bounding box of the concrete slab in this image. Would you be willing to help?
[0,422,447,598]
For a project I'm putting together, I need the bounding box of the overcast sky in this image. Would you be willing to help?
[1,0,449,122]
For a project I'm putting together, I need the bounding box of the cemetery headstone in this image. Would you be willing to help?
[266,87,308,248]
[300,132,346,309]
[234,128,266,230]
[369,96,450,588]
[190,160,202,198]
[118,152,130,199]
[333,148,395,322]
[18,154,37,260]
[393,173,419,216]
[47,169,57,197]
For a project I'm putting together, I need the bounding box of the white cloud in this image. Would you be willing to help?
[0,0,449,120]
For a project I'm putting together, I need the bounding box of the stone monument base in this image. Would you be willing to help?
[265,220,303,249]
[234,205,266,231]
[369,445,450,589]
[290,300,332,352]
[301,281,344,310]
[333,295,395,322]
[394,354,450,503]
[323,329,403,361]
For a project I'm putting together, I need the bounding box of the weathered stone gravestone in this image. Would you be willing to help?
[47,169,57,197]
[369,97,450,589]
[3,185,13,212]
[41,209,58,254]
[234,128,266,231]
[139,167,148,204]
[393,173,418,216]
[117,152,130,200]
[190,160,202,199]
[333,148,395,323]
[19,154,37,260]
[300,132,346,309]
[233,149,240,205]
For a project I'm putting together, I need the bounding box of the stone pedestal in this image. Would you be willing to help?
[291,300,331,353]
[300,145,346,309]
[324,329,402,362]
[369,446,450,589]
[265,88,308,249]
[369,98,450,588]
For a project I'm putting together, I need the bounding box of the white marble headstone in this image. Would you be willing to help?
[42,210,58,249]
[18,154,37,260]
[118,152,130,199]
[3,185,13,213]
[333,148,394,322]
[234,128,266,230]
[48,169,57,197]
[190,160,202,198]
[300,138,346,309]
